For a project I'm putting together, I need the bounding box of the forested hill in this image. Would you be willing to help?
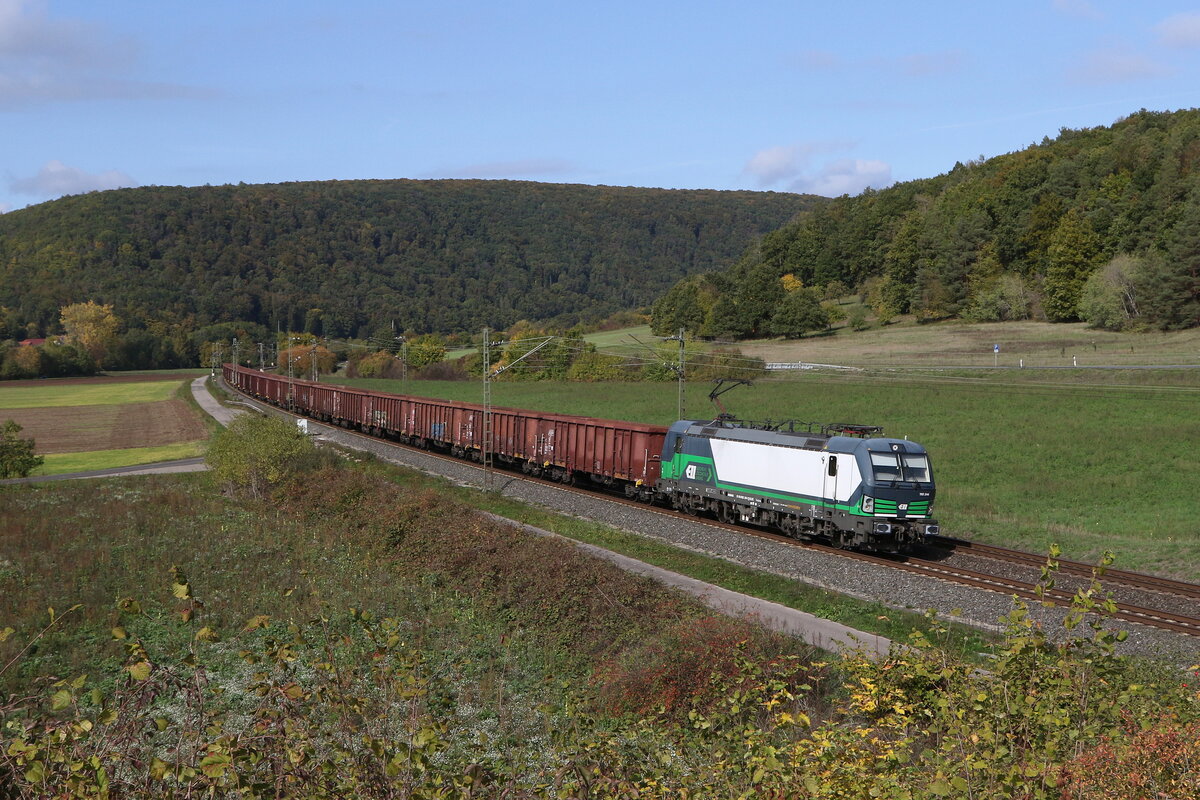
[0,179,818,337]
[652,108,1200,338]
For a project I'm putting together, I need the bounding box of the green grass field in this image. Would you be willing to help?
[328,370,1200,580]
[0,380,181,409]
[36,441,206,475]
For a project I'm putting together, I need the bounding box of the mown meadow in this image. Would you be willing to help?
[1,418,1196,797]
[334,367,1200,580]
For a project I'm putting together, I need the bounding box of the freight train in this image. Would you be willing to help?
[223,364,938,552]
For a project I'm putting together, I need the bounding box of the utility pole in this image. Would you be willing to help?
[232,337,240,368]
[483,332,555,491]
[662,328,686,420]
[482,327,493,491]
[401,338,409,385]
[258,342,265,371]
[310,344,318,382]
[677,327,686,420]
[286,337,297,409]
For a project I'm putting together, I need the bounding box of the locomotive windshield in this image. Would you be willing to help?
[869,452,931,483]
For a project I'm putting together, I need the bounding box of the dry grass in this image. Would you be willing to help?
[734,319,1200,368]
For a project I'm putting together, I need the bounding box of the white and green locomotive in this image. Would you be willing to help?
[657,419,938,552]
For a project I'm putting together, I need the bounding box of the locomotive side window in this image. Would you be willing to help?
[827,455,838,477]
[902,454,931,482]
[869,452,901,481]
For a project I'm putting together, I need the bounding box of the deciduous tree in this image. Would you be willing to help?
[59,301,120,367]
[0,419,43,478]
[768,288,828,338]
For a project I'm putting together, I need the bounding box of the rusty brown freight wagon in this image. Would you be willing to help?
[224,364,667,491]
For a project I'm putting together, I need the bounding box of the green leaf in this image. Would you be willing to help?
[0,626,13,643]
[24,761,46,784]
[50,689,72,710]
[171,582,191,600]
[127,661,152,681]
[199,752,231,778]
[111,625,127,640]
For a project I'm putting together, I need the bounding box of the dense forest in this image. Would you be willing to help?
[652,108,1200,337]
[0,179,816,340]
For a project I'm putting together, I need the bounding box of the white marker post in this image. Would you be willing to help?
[993,343,999,367]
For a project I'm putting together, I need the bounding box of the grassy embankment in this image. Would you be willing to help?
[0,377,210,475]
[2,427,1195,797]
[339,319,1200,580]
[0,445,827,789]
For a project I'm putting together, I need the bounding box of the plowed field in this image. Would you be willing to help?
[4,398,208,453]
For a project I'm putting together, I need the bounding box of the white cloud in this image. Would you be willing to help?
[744,144,891,197]
[744,145,804,185]
[1066,47,1168,84]
[1052,0,1103,21]
[1156,12,1200,48]
[0,0,206,109]
[431,158,575,179]
[0,200,11,213]
[790,159,892,197]
[9,160,138,198]
[0,0,128,68]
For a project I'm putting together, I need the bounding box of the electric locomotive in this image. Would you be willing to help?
[657,418,938,552]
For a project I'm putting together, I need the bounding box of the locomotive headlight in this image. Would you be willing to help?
[861,496,874,513]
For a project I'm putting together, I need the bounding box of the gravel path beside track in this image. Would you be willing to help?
[216,377,1199,664]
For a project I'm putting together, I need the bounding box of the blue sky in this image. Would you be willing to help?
[3,0,1200,213]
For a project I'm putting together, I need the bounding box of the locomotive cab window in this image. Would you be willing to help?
[870,451,930,483]
[869,452,901,481]
[827,455,838,477]
[902,454,931,482]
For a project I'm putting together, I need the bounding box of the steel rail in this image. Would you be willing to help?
[929,536,1200,600]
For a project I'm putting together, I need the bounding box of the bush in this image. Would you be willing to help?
[205,414,317,498]
[1079,254,1143,330]
[566,351,626,381]
[962,273,1032,322]
[0,419,43,478]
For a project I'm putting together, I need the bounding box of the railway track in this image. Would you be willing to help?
[226,380,1200,640]
[928,535,1200,600]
